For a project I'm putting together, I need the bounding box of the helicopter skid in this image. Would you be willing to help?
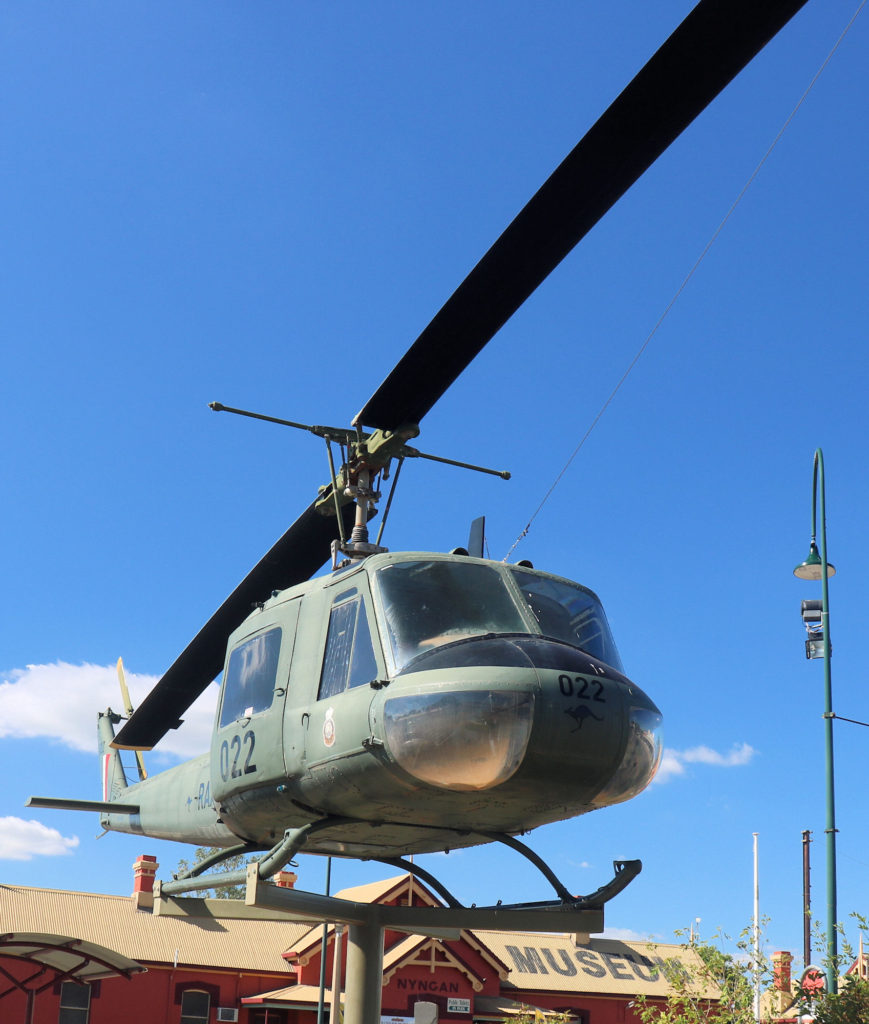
[164,813,641,914]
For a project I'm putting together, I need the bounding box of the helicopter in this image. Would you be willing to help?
[29,0,809,893]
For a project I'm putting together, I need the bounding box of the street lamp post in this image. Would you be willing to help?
[793,447,838,994]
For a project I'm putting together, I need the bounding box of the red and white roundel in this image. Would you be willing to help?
[323,708,336,748]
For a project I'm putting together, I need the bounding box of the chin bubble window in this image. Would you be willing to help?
[383,689,534,791]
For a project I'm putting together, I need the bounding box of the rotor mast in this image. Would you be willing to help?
[209,401,508,565]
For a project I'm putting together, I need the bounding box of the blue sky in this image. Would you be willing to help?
[2,0,868,966]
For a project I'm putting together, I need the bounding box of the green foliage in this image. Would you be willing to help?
[599,912,869,1024]
[804,975,869,1023]
[510,1008,572,1023]
[798,913,869,1023]
[175,846,253,899]
[631,926,768,1024]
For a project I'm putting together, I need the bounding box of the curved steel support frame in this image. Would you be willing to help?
[240,864,625,1024]
[170,841,270,882]
[157,817,641,1024]
[160,817,356,896]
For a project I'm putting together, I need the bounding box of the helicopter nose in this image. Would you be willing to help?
[591,687,663,806]
[377,633,662,805]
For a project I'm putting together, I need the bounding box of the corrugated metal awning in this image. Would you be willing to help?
[0,932,145,984]
[474,995,568,1019]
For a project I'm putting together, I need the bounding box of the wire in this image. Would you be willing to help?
[833,713,869,729]
[503,0,867,563]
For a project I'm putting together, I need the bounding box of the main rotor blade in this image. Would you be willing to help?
[113,500,354,751]
[355,0,808,431]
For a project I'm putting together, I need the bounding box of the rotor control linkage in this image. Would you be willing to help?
[209,401,509,480]
[210,400,509,561]
[209,401,362,446]
[400,445,510,480]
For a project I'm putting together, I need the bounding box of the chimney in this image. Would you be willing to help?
[132,855,158,909]
[773,951,793,990]
[274,870,298,889]
[772,951,793,1012]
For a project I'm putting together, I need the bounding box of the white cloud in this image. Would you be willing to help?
[0,816,80,860]
[681,742,755,767]
[0,662,216,759]
[603,926,659,941]
[655,742,756,783]
[656,749,686,783]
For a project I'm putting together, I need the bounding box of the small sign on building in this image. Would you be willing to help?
[447,997,470,1014]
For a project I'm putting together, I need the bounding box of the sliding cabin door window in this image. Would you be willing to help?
[318,590,378,699]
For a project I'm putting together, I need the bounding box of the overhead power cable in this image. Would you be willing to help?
[833,713,869,729]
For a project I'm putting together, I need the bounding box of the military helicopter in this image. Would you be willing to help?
[30,0,809,897]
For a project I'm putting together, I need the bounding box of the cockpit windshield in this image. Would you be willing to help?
[373,560,527,672]
[372,558,623,674]
[509,567,624,673]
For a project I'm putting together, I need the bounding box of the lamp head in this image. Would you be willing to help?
[794,541,836,581]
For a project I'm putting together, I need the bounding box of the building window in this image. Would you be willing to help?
[250,1012,287,1024]
[58,982,90,1024]
[180,989,211,1024]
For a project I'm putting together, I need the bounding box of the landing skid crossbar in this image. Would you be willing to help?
[161,816,641,914]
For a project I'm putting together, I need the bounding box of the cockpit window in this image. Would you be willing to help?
[219,627,282,727]
[373,560,527,672]
[510,567,624,672]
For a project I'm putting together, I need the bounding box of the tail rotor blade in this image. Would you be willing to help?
[116,658,148,780]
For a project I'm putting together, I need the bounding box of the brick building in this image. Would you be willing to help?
[1,858,712,1023]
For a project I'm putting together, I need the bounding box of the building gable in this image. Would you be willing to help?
[385,935,486,993]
